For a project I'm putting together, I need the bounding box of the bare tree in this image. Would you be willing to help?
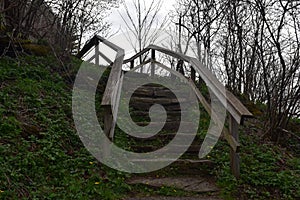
[0,0,121,54]
[119,0,168,64]
[172,0,300,141]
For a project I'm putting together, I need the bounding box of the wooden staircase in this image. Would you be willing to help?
[117,73,206,165]
[77,35,253,179]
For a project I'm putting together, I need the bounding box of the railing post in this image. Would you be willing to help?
[95,44,100,66]
[151,49,156,76]
[103,106,113,157]
[130,60,134,69]
[191,68,196,82]
[229,114,240,179]
[104,107,113,139]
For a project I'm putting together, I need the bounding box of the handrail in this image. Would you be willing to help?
[124,45,253,179]
[78,36,253,179]
[77,35,125,139]
[124,44,253,125]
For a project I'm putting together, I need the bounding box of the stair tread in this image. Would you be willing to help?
[130,158,212,164]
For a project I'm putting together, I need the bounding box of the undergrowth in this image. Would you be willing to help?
[0,55,299,199]
[0,56,130,199]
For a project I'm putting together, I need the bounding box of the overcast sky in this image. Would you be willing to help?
[85,0,178,63]
[107,0,177,32]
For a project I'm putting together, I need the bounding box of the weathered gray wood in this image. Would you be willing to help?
[151,49,156,76]
[191,68,196,82]
[109,72,124,139]
[125,45,252,124]
[229,114,240,179]
[128,45,252,124]
[130,59,152,73]
[190,58,252,125]
[123,47,151,63]
[87,55,96,63]
[188,79,240,153]
[95,35,123,52]
[104,106,113,137]
[98,50,113,65]
[95,44,100,66]
[130,60,134,69]
[101,50,125,106]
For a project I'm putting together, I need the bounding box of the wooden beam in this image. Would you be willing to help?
[123,47,151,63]
[229,114,240,179]
[188,79,240,153]
[98,51,113,65]
[151,49,156,76]
[95,44,100,66]
[123,45,253,124]
[191,68,196,82]
[109,72,124,139]
[190,58,253,124]
[102,50,125,106]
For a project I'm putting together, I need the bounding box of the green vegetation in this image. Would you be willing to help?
[0,55,299,199]
[211,128,300,200]
[0,56,130,199]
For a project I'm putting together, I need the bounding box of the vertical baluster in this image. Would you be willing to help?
[151,49,156,76]
[229,115,240,179]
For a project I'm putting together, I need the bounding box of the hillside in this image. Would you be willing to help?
[0,56,299,199]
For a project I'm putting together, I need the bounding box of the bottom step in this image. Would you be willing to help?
[130,159,212,164]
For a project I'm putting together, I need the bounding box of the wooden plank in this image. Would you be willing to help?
[95,35,123,52]
[104,106,113,137]
[95,44,100,66]
[190,58,252,124]
[191,68,196,82]
[151,49,155,76]
[123,47,151,63]
[76,36,98,58]
[102,50,125,106]
[130,59,152,73]
[223,127,240,153]
[125,45,253,124]
[229,114,240,179]
[87,55,96,63]
[110,71,124,139]
[77,35,124,59]
[154,61,189,83]
[130,60,135,69]
[149,45,191,62]
[98,50,113,65]
[188,79,240,152]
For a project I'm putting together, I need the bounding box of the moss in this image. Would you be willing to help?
[22,44,51,56]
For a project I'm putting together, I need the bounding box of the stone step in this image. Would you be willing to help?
[135,121,196,131]
[123,87,192,98]
[129,116,182,123]
[130,110,184,117]
[128,103,184,112]
[127,175,219,194]
[128,133,202,142]
[128,97,188,105]
[129,158,212,165]
[130,145,202,154]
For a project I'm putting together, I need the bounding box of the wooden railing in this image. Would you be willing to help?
[77,35,125,139]
[123,45,253,179]
[78,37,253,179]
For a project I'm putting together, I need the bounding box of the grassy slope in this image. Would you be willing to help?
[0,55,299,199]
[0,56,130,199]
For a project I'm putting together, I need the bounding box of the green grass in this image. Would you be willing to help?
[0,55,299,199]
[210,128,300,200]
[0,56,130,199]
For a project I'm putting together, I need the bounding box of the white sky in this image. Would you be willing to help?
[84,0,178,64]
[107,0,177,32]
